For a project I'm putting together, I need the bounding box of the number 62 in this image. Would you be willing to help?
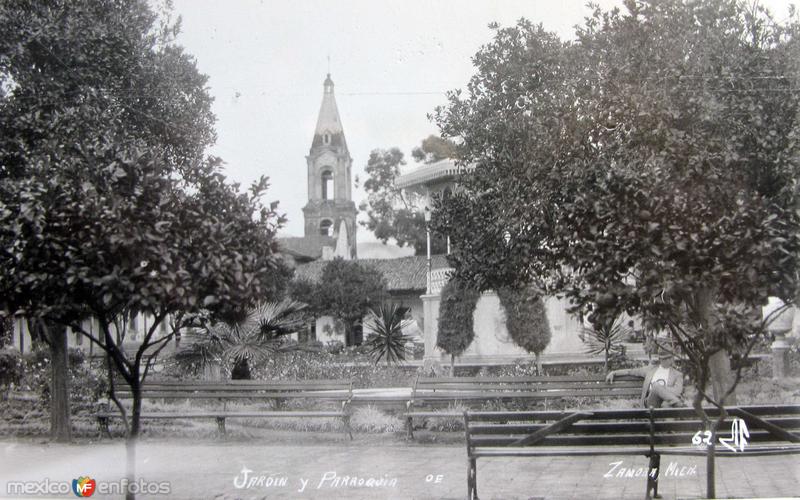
[692,430,712,446]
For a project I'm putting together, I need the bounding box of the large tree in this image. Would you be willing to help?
[359,137,454,255]
[0,1,285,497]
[432,2,799,496]
[291,258,387,346]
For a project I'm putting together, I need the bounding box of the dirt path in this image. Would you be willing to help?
[1,437,798,499]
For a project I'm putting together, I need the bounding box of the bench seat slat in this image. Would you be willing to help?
[98,411,345,419]
[418,382,641,391]
[659,445,800,456]
[115,391,350,399]
[128,384,351,391]
[419,375,610,384]
[125,377,350,386]
[414,389,641,400]
[471,447,650,458]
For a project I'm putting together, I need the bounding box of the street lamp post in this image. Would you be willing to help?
[425,206,432,294]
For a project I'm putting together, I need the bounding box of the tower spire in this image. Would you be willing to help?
[302,74,357,258]
[313,73,346,149]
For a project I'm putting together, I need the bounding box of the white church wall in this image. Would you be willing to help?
[10,312,173,355]
[422,291,588,362]
[315,316,341,345]
[542,296,586,356]
[465,291,527,357]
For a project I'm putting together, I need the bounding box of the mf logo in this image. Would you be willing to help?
[72,476,96,497]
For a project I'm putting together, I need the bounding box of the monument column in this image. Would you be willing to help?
[422,293,442,370]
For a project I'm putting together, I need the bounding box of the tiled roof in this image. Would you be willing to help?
[294,255,450,292]
[278,235,336,261]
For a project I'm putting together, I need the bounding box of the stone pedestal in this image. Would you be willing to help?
[203,362,222,381]
[771,334,790,379]
[763,298,795,380]
[422,294,442,369]
[11,317,33,354]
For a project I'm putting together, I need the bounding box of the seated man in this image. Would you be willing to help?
[606,350,685,408]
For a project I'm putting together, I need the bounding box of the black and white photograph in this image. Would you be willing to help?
[0,0,799,499]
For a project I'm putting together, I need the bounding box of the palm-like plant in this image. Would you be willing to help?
[174,299,308,379]
[363,304,413,366]
[579,316,631,373]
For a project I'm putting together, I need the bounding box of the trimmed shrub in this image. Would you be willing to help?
[0,348,23,391]
[497,287,551,374]
[437,277,480,374]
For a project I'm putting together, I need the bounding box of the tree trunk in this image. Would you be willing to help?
[706,421,718,499]
[450,354,455,377]
[535,352,543,375]
[709,350,736,405]
[48,323,71,442]
[126,380,142,500]
[694,288,736,405]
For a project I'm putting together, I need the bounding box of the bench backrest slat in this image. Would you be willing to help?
[109,378,354,404]
[420,375,609,384]
[467,417,800,435]
[465,405,800,451]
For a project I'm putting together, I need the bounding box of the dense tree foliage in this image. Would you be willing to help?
[359,137,454,255]
[432,2,799,494]
[411,134,458,164]
[0,1,285,496]
[291,259,387,345]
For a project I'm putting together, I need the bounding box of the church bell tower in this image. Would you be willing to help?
[302,74,357,258]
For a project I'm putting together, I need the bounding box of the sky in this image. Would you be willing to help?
[169,0,796,241]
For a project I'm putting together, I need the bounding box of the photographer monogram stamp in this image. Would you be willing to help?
[692,417,750,453]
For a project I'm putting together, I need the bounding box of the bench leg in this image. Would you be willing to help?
[467,457,478,500]
[341,401,353,440]
[406,415,414,440]
[646,453,661,500]
[216,417,226,436]
[98,417,110,439]
[343,414,353,440]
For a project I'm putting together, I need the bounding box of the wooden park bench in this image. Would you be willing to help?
[463,404,800,500]
[404,374,641,439]
[96,378,354,439]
